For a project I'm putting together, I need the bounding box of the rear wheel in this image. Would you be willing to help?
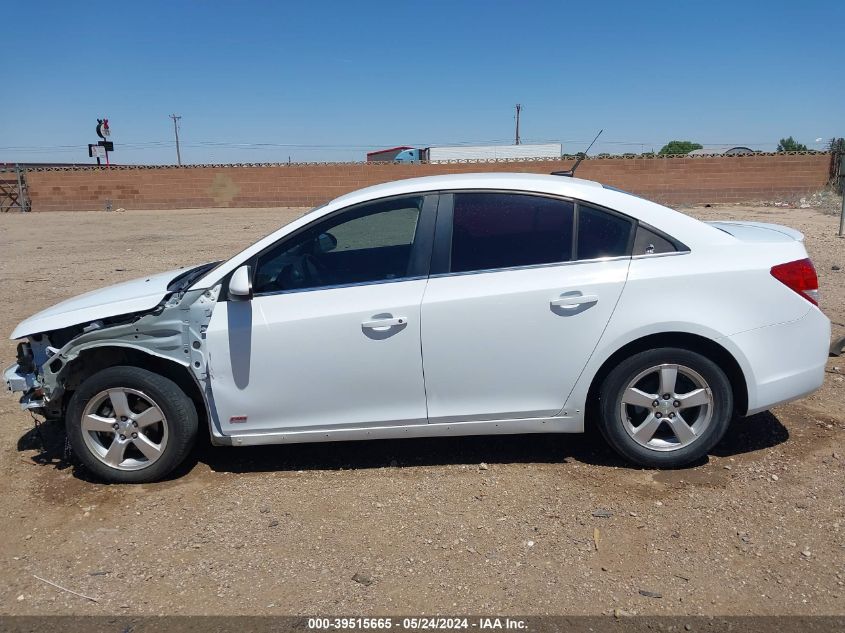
[597,348,733,467]
[66,366,198,483]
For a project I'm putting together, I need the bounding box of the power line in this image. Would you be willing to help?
[2,136,801,158]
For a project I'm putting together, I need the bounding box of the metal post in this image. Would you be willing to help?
[838,150,845,237]
[839,183,844,237]
[15,164,28,212]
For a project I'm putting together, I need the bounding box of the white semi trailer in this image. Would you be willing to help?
[391,143,562,162]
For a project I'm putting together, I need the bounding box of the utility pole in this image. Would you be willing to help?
[514,104,522,145]
[169,114,182,166]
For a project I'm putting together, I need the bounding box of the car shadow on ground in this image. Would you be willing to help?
[191,410,790,475]
[16,410,789,482]
[17,418,75,469]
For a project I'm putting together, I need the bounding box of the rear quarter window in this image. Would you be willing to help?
[632,225,683,255]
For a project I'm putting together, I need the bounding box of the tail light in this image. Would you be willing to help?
[770,258,819,305]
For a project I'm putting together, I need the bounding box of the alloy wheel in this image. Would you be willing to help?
[619,363,714,451]
[80,388,169,471]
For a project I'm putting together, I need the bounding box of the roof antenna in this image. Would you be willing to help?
[551,129,603,177]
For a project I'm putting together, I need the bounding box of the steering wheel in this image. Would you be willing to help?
[263,252,330,292]
[301,253,330,285]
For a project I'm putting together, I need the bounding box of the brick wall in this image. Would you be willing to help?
[17,153,833,212]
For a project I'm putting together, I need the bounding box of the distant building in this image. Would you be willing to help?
[687,146,756,156]
[366,146,414,162]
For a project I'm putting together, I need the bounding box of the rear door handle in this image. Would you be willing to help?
[362,316,407,329]
[550,294,599,308]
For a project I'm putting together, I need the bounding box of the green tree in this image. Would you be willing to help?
[658,140,703,155]
[777,136,808,152]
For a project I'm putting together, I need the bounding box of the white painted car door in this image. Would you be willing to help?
[205,195,437,434]
[420,192,631,423]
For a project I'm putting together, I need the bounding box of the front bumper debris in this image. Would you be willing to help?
[4,362,45,410]
[5,362,37,392]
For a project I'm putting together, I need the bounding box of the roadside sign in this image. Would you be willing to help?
[91,118,115,166]
[96,119,110,139]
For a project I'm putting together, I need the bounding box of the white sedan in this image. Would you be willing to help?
[5,173,831,483]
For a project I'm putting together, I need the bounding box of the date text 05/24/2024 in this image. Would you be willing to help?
[307,617,527,630]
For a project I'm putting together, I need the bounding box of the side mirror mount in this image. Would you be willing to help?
[229,265,252,300]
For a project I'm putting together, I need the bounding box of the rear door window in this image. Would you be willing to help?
[576,204,634,260]
[450,193,575,273]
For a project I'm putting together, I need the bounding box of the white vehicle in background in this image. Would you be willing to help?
[391,143,563,162]
[5,173,830,483]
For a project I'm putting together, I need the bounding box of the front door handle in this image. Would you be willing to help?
[550,294,599,308]
[362,316,407,329]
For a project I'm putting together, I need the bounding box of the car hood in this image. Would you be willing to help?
[11,268,187,340]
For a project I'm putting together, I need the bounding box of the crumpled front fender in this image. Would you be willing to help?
[39,287,220,403]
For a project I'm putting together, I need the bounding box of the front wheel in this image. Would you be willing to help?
[66,366,198,483]
[597,348,733,468]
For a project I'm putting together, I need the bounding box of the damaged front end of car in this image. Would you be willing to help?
[5,282,222,432]
[4,338,52,413]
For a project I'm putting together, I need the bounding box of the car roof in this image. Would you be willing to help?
[326,173,714,239]
[329,173,604,207]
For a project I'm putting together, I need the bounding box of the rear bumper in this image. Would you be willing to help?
[728,308,830,415]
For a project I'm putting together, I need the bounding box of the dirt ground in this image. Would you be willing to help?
[0,201,843,617]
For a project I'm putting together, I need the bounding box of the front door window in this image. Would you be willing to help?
[253,196,424,294]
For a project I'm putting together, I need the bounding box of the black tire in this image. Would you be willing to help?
[66,366,198,483]
[597,347,733,468]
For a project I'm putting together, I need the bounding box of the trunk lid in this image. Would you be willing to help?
[706,221,804,243]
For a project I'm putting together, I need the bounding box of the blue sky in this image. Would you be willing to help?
[2,0,842,164]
